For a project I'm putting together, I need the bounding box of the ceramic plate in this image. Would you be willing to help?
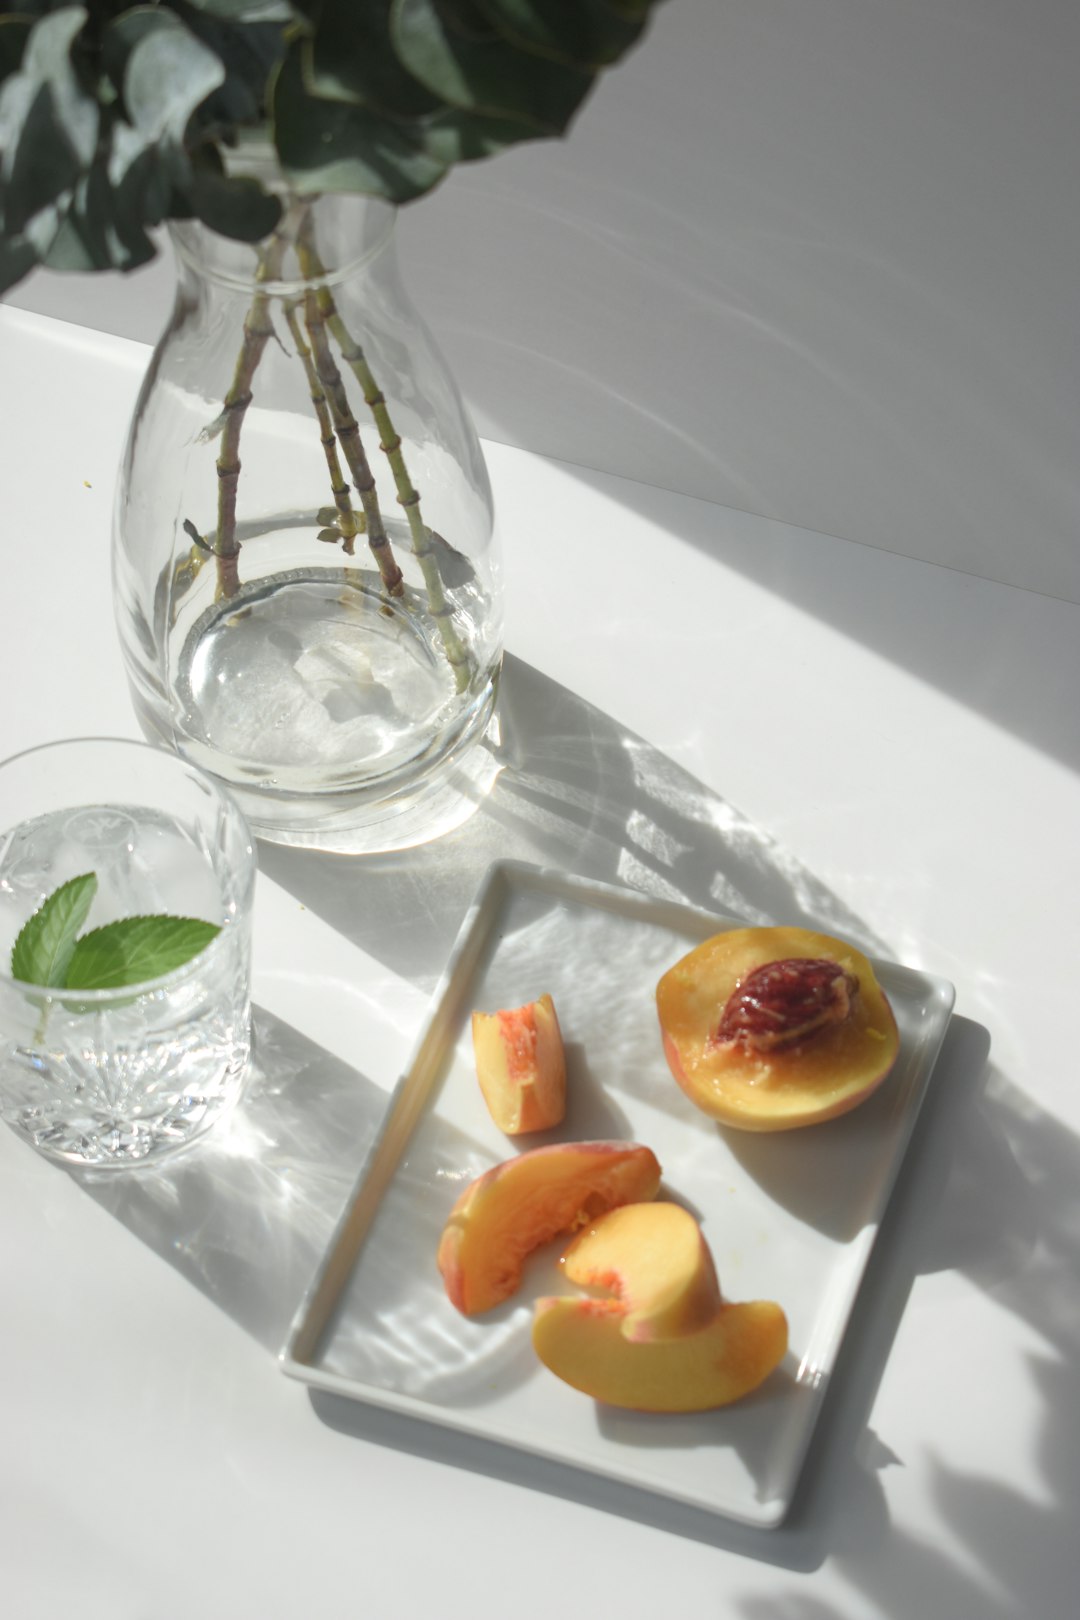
[281,862,955,1527]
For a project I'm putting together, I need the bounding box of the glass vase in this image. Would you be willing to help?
[113,179,502,851]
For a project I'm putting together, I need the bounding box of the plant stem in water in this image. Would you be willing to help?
[212,208,301,597]
[282,300,361,554]
[302,288,404,597]
[297,225,473,693]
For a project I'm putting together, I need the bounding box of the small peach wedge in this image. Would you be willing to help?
[437,1141,661,1316]
[657,925,900,1131]
[472,994,567,1135]
[532,1294,788,1412]
[561,1202,722,1343]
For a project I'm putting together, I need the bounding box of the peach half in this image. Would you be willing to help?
[533,1204,787,1411]
[471,994,567,1135]
[561,1201,722,1343]
[656,925,900,1131]
[437,1141,661,1316]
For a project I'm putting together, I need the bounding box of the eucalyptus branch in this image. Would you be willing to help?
[282,299,361,555]
[211,203,305,598]
[0,4,665,297]
[297,226,473,693]
[301,288,404,598]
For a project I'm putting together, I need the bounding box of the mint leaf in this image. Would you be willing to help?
[64,916,221,990]
[8,870,220,993]
[10,872,98,988]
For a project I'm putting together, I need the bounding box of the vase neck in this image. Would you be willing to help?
[168,189,398,295]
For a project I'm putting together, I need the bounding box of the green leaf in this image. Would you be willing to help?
[180,18,290,134]
[104,123,176,235]
[471,0,646,69]
[418,102,546,165]
[22,6,89,95]
[102,7,172,87]
[271,42,448,202]
[124,16,227,145]
[188,167,281,240]
[0,7,99,236]
[0,77,83,237]
[0,0,667,272]
[183,516,215,551]
[602,0,660,15]
[2,193,69,289]
[39,136,158,273]
[305,2,441,117]
[0,232,40,294]
[389,0,592,132]
[298,3,544,169]
[0,17,32,85]
[64,915,221,990]
[10,872,97,989]
[184,1,296,20]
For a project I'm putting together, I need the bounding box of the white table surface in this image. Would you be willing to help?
[1,304,1077,1619]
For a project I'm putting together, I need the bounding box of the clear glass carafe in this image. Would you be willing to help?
[113,179,502,851]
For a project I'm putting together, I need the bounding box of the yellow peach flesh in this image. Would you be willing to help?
[471,993,566,1135]
[437,1141,662,1316]
[657,926,899,1131]
[532,1295,788,1412]
[561,1202,722,1343]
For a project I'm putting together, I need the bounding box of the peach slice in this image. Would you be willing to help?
[561,1202,722,1343]
[532,1293,787,1412]
[437,1141,661,1316]
[657,925,900,1131]
[472,994,567,1135]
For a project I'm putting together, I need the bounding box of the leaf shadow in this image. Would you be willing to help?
[51,655,1068,1608]
[256,653,892,1000]
[307,1013,992,1573]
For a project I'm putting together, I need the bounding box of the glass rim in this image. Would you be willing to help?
[0,736,255,1003]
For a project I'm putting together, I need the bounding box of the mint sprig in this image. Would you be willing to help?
[10,872,220,992]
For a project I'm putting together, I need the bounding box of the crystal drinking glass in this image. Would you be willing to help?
[0,738,256,1168]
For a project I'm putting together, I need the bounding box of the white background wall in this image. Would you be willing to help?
[10,0,1080,602]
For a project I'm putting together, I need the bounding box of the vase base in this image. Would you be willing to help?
[128,562,503,853]
[177,563,476,774]
[129,672,502,855]
[242,721,503,853]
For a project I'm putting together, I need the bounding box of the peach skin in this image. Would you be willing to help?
[471,994,567,1135]
[657,925,899,1130]
[437,1141,662,1316]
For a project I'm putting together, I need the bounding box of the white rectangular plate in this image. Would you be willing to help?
[281,862,955,1527]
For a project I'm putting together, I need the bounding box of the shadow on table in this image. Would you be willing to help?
[61,655,1076,1606]
[310,1016,1080,1616]
[741,1046,1080,1618]
[67,650,887,1409]
[256,652,892,996]
[71,1008,389,1354]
